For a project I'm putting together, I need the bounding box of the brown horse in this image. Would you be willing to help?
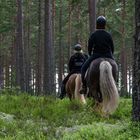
[86,58,119,115]
[66,74,86,104]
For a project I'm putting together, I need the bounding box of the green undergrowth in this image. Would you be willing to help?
[0,90,139,140]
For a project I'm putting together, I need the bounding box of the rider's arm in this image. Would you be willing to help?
[88,33,94,56]
[68,56,74,72]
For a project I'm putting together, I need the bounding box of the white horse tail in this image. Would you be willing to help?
[75,74,86,104]
[99,61,119,114]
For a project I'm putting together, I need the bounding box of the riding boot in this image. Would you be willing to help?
[59,84,66,99]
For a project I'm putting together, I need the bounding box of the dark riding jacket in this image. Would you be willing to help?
[80,29,115,86]
[88,29,114,59]
[62,52,88,85]
[68,52,88,73]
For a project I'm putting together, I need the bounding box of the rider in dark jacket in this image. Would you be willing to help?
[80,16,115,94]
[59,44,88,99]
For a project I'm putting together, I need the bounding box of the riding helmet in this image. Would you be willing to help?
[74,44,82,51]
[96,16,106,27]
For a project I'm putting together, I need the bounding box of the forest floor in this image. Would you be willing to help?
[0,90,139,140]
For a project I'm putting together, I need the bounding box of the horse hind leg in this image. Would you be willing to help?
[91,88,102,113]
[97,87,103,103]
[75,75,86,104]
[66,80,74,101]
[66,86,72,100]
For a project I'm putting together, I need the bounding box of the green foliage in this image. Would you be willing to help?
[0,0,16,33]
[62,122,140,140]
[0,0,135,92]
[0,90,139,139]
[112,98,132,120]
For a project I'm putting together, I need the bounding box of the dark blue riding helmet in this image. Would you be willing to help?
[74,44,82,51]
[96,16,106,27]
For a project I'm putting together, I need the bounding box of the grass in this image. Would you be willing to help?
[0,90,139,140]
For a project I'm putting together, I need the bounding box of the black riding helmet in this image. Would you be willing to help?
[96,16,106,27]
[74,44,82,51]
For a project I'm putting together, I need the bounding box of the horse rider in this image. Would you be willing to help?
[59,44,88,99]
[80,15,115,95]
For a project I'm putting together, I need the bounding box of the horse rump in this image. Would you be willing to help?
[66,74,86,104]
[87,58,119,115]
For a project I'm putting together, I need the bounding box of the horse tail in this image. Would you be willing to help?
[75,74,86,104]
[99,61,119,114]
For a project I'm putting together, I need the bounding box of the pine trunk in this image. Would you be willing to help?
[24,1,32,92]
[132,0,140,121]
[36,0,42,94]
[67,2,72,61]
[58,0,63,91]
[120,0,127,96]
[44,0,54,94]
[16,0,25,91]
[88,0,96,33]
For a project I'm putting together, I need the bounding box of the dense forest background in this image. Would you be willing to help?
[0,0,135,96]
[0,0,140,139]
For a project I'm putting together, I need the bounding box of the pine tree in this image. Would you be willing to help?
[132,0,140,121]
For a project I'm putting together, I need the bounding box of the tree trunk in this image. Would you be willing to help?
[5,54,10,88]
[16,0,25,91]
[75,4,81,43]
[11,35,16,88]
[132,0,140,121]
[36,0,42,94]
[88,0,96,33]
[51,0,55,94]
[67,2,72,61]
[0,35,4,89]
[120,0,127,96]
[128,48,132,97]
[58,0,63,91]
[24,0,32,93]
[43,0,54,94]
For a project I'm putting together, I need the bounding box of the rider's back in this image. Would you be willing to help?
[69,53,87,72]
[88,30,114,55]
